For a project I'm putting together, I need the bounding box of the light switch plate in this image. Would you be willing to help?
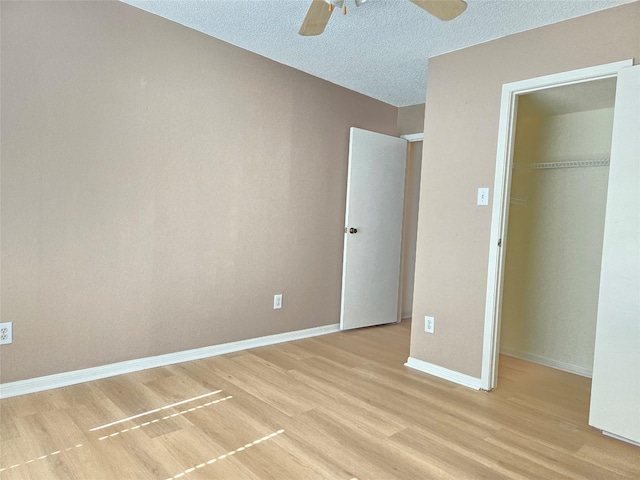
[477,187,490,206]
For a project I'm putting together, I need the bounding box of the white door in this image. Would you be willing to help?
[589,65,640,444]
[340,127,407,330]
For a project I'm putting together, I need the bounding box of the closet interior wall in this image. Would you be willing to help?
[500,88,616,376]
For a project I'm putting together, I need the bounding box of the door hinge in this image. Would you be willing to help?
[498,239,502,247]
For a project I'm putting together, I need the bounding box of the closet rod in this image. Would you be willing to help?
[514,158,610,170]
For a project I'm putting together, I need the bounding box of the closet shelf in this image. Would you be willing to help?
[510,197,528,206]
[514,158,610,170]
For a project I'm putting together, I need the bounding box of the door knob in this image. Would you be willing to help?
[349,227,358,234]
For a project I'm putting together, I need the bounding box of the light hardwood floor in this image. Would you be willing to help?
[1,320,638,479]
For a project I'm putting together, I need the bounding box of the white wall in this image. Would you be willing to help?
[500,107,614,376]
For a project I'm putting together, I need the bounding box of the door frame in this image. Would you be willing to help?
[480,59,634,391]
[401,133,424,142]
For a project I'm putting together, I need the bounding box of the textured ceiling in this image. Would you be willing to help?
[120,0,634,107]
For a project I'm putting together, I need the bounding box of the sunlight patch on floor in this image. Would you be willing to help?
[98,395,233,440]
[0,444,85,473]
[90,390,223,431]
[165,429,286,480]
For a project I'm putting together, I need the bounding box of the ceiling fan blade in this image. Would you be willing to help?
[299,0,334,36]
[410,0,467,21]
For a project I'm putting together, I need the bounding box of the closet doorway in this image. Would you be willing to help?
[481,59,636,391]
[498,78,616,378]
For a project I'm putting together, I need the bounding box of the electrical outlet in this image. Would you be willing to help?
[0,322,13,345]
[424,316,434,334]
[273,294,283,310]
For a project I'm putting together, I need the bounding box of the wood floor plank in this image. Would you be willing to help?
[287,409,448,480]
[287,368,410,438]
[575,441,640,477]
[388,427,519,480]
[485,427,630,479]
[1,320,638,479]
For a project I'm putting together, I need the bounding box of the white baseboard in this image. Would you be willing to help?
[500,347,592,378]
[0,323,340,399]
[404,356,482,390]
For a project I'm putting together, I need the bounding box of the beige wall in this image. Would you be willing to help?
[0,1,398,383]
[397,104,425,136]
[410,2,640,378]
[401,142,423,319]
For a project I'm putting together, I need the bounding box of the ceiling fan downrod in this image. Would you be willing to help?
[328,1,348,15]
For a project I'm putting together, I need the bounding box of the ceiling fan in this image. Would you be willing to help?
[299,0,468,36]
